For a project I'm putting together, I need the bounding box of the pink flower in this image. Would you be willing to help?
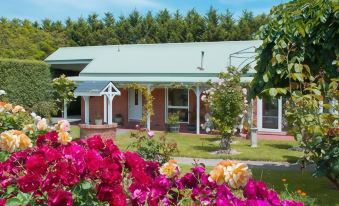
[25,153,47,175]
[87,135,104,150]
[147,130,155,138]
[48,189,73,206]
[17,173,41,193]
[0,199,5,206]
[244,178,257,199]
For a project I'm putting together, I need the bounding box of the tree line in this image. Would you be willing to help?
[0,8,269,60]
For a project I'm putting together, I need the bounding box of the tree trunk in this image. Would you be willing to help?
[220,134,232,153]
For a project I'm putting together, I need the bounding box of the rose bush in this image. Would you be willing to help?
[0,131,304,206]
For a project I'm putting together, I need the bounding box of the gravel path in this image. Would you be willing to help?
[174,157,314,171]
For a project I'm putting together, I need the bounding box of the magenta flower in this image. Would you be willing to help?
[48,189,73,206]
[87,135,105,150]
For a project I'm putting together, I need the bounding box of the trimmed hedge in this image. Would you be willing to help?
[0,59,53,114]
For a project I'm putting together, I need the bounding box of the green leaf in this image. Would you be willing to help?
[6,198,21,206]
[294,63,303,72]
[269,88,277,97]
[81,181,92,190]
[263,73,269,82]
[275,54,284,63]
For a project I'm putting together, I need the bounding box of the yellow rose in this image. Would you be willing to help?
[17,132,32,150]
[58,132,72,145]
[4,103,13,111]
[23,124,35,133]
[12,105,25,113]
[217,160,234,167]
[160,160,180,178]
[208,165,225,185]
[224,162,252,189]
[0,130,20,152]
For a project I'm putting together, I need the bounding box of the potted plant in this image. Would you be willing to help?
[167,112,180,133]
[94,113,102,125]
[114,114,123,126]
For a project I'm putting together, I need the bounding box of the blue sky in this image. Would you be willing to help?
[0,0,289,21]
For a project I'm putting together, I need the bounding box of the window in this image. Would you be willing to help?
[167,88,189,123]
[134,90,139,105]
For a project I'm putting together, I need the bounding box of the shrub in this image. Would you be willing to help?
[0,59,56,116]
[128,127,178,165]
[167,112,180,125]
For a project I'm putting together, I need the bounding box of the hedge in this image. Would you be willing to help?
[0,58,54,115]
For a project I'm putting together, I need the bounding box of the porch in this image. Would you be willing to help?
[68,81,206,134]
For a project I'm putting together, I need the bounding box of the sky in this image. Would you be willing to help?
[0,0,289,21]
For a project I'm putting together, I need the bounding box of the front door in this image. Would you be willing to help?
[128,89,142,121]
[258,97,282,132]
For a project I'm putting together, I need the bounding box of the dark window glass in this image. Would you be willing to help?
[168,89,188,106]
[135,90,138,105]
[262,97,279,129]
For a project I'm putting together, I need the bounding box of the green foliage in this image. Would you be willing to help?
[250,0,339,188]
[0,18,71,60]
[279,183,316,206]
[204,67,244,151]
[52,74,76,113]
[0,59,56,117]
[128,129,178,165]
[285,79,339,188]
[250,0,338,97]
[0,10,269,60]
[167,112,180,125]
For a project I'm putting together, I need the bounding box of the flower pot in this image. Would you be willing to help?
[168,124,180,133]
[95,119,102,125]
[114,116,123,126]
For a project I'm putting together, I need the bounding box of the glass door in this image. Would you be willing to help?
[258,97,282,132]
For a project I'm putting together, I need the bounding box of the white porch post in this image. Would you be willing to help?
[63,100,68,119]
[195,86,201,134]
[146,85,151,130]
[104,95,107,123]
[84,96,90,124]
[107,86,113,124]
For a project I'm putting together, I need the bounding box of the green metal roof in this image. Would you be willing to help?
[45,41,261,83]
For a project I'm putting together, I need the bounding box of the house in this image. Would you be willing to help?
[45,41,285,134]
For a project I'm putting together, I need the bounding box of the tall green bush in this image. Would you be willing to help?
[0,59,55,117]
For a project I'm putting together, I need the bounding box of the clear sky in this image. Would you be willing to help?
[0,0,289,21]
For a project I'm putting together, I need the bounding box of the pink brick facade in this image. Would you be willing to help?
[80,88,206,132]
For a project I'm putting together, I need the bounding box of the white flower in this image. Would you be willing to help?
[30,112,37,118]
[206,127,211,133]
[37,118,48,131]
[242,88,248,95]
[201,95,207,102]
[0,90,6,96]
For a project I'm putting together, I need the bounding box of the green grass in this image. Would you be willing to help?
[113,131,302,162]
[179,165,339,206]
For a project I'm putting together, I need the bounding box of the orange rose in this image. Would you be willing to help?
[208,165,225,185]
[217,160,234,167]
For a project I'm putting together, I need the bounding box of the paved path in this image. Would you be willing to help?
[174,157,314,171]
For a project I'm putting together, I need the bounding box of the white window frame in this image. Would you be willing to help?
[165,88,190,124]
[257,97,282,132]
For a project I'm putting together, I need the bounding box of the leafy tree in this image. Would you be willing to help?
[250,0,338,97]
[250,0,339,188]
[52,74,76,115]
[203,67,244,152]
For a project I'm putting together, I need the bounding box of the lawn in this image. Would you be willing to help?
[70,126,302,162]
[115,130,302,163]
[180,165,339,206]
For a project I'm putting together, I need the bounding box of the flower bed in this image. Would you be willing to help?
[0,133,303,206]
[0,98,303,206]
